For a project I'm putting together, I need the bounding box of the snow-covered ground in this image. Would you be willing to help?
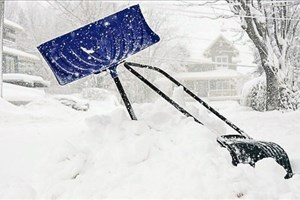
[0,92,300,199]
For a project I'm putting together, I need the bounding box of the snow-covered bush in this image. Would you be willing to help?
[242,77,266,111]
[242,77,300,111]
[279,86,300,111]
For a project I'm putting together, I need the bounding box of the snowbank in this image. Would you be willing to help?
[0,94,299,199]
[81,87,119,106]
[0,98,25,119]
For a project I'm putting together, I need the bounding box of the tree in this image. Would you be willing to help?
[226,0,300,110]
[288,33,300,87]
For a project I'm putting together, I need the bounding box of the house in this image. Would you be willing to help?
[2,19,48,105]
[168,35,252,101]
[3,19,41,75]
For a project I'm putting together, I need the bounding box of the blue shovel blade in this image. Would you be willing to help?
[37,4,160,85]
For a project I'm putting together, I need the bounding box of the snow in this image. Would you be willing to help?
[172,69,244,80]
[51,94,90,111]
[3,46,40,62]
[203,35,237,57]
[4,19,24,32]
[3,73,50,87]
[2,82,46,104]
[1,2,300,198]
[81,87,119,106]
[0,89,300,198]
[241,76,265,98]
[249,5,265,24]
[80,47,95,54]
[237,66,256,75]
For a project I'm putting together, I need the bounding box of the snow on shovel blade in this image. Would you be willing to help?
[37,5,160,85]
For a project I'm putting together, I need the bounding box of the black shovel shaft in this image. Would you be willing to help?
[111,72,137,120]
[125,62,250,139]
[123,63,203,125]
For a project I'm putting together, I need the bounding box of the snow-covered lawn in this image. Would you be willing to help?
[0,95,300,199]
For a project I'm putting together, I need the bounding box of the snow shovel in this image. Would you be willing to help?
[37,4,293,179]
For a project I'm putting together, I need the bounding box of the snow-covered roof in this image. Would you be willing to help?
[237,66,256,75]
[203,34,238,57]
[172,69,244,81]
[3,73,50,87]
[3,46,40,62]
[4,19,24,32]
[173,15,255,66]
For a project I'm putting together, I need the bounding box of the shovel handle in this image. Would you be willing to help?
[110,69,137,120]
[124,62,251,139]
[123,63,203,125]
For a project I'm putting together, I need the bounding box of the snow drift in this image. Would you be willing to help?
[0,95,299,199]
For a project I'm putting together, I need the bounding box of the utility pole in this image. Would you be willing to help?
[0,0,4,98]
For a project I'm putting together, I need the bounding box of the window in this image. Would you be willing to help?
[184,80,195,91]
[216,81,222,89]
[183,80,209,97]
[209,80,236,96]
[4,27,16,42]
[4,55,17,73]
[197,80,209,96]
[18,61,36,74]
[223,81,230,89]
[210,80,216,90]
[215,56,228,68]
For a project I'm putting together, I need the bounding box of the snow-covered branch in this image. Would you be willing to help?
[226,0,300,110]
